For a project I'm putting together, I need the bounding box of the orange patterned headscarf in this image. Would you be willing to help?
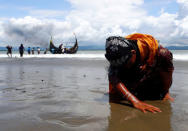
[125,33,159,67]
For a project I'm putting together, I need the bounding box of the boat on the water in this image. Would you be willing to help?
[49,34,78,54]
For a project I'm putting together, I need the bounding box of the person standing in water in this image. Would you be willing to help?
[59,44,65,53]
[105,33,174,113]
[19,44,24,57]
[44,48,48,54]
[31,47,35,54]
[27,47,31,54]
[37,47,40,54]
[6,45,12,57]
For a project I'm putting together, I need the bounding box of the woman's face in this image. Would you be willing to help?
[124,50,136,69]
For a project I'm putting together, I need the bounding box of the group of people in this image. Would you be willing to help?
[6,44,48,57]
[5,33,174,113]
[6,44,24,57]
[27,47,44,55]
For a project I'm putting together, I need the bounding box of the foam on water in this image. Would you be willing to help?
[0,52,188,61]
[173,54,188,61]
[0,53,105,59]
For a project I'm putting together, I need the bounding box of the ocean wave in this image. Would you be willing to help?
[0,53,188,61]
[0,54,105,59]
[173,54,188,61]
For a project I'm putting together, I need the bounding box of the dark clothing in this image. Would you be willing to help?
[32,48,34,54]
[109,45,174,100]
[44,48,48,54]
[6,46,12,57]
[27,47,31,54]
[19,45,24,57]
[6,46,12,54]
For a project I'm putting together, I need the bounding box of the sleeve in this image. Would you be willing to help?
[158,47,174,72]
[108,66,120,86]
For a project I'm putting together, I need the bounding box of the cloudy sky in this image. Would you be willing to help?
[0,0,187,47]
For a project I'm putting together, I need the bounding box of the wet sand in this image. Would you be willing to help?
[0,58,187,131]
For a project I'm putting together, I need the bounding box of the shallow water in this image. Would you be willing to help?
[0,57,187,131]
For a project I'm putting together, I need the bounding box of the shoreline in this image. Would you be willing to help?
[0,54,187,130]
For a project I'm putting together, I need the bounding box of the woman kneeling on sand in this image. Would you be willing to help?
[105,33,174,113]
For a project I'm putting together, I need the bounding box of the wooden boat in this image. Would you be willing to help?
[49,34,78,54]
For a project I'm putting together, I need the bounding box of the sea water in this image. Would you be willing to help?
[0,50,188,61]
[0,50,187,131]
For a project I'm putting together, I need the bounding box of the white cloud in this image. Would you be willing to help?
[1,16,54,46]
[177,0,188,3]
[65,0,147,44]
[1,0,188,47]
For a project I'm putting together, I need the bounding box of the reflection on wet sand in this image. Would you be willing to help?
[0,58,187,130]
[108,100,172,131]
[0,58,110,131]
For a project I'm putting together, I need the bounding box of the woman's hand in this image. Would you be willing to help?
[116,82,161,113]
[133,101,162,113]
[163,92,174,102]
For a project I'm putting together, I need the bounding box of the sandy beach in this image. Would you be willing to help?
[0,53,187,131]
